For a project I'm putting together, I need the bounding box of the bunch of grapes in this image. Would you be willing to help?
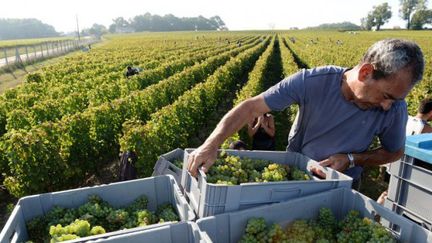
[26,194,180,242]
[261,164,287,182]
[206,152,311,185]
[136,210,158,226]
[285,220,315,242]
[239,208,396,243]
[157,204,180,222]
[239,217,268,243]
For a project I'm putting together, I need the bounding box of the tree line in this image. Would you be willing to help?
[108,13,228,33]
[361,0,432,30]
[0,18,59,40]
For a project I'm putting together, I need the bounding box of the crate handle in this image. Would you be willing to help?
[270,187,302,201]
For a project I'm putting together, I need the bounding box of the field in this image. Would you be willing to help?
[0,30,431,202]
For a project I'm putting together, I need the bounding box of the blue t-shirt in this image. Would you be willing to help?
[262,66,407,161]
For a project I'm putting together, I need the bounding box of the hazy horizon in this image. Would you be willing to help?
[1,0,432,33]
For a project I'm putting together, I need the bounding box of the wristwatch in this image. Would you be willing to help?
[347,153,355,168]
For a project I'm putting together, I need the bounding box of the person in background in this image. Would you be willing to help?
[125,66,140,78]
[228,140,248,150]
[248,113,275,150]
[406,98,432,135]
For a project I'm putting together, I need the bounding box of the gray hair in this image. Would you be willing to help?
[361,39,424,84]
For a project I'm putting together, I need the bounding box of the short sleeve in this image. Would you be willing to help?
[262,70,305,111]
[379,101,408,152]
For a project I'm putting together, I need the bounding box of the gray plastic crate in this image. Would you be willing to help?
[197,188,432,243]
[388,155,432,194]
[181,149,352,218]
[85,222,210,243]
[384,198,432,232]
[385,174,432,229]
[385,134,432,229]
[153,148,184,188]
[0,175,195,243]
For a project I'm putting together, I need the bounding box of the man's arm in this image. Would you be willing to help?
[247,117,261,137]
[187,95,271,177]
[421,124,432,133]
[319,147,404,172]
[261,115,275,137]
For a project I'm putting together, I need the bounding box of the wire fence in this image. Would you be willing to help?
[0,37,99,72]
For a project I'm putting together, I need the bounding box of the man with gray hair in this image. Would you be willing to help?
[188,39,424,190]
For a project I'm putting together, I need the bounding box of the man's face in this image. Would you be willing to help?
[352,67,413,111]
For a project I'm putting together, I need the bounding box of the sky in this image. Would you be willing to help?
[1,0,432,32]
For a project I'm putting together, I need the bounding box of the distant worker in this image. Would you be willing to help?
[406,98,432,135]
[248,113,275,150]
[229,140,248,150]
[125,66,140,78]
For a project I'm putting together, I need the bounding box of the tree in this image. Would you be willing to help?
[361,13,375,30]
[89,24,107,38]
[361,3,392,31]
[373,3,392,30]
[109,17,131,33]
[411,9,432,29]
[399,0,428,29]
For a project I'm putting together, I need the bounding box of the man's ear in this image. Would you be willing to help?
[358,63,374,82]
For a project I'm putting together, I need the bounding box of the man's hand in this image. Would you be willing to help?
[187,143,218,177]
[319,154,350,172]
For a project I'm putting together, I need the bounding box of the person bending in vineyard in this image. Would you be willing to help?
[187,39,424,190]
[125,66,140,78]
[248,113,275,150]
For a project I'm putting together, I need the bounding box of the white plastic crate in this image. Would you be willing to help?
[0,175,195,243]
[197,188,432,243]
[181,149,352,218]
[85,222,210,243]
[153,148,184,188]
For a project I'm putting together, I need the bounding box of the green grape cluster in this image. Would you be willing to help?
[285,220,315,242]
[239,217,269,243]
[206,152,311,185]
[172,159,184,168]
[157,204,180,222]
[239,208,396,243]
[26,194,180,242]
[136,209,157,226]
[261,164,287,182]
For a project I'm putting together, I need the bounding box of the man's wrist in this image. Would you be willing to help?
[347,153,355,168]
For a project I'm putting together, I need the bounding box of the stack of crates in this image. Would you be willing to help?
[386,133,432,231]
[4,147,430,242]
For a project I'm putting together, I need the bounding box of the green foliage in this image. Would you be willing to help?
[1,35,260,197]
[120,37,269,177]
